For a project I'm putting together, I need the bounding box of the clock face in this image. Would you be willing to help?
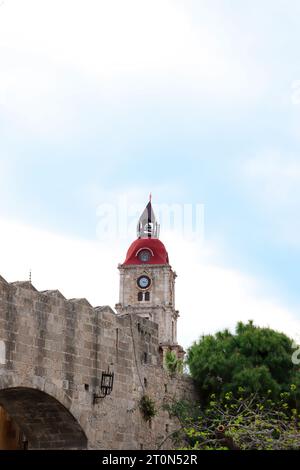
[138,250,151,263]
[137,276,151,289]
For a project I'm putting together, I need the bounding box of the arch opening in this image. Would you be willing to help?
[0,387,87,450]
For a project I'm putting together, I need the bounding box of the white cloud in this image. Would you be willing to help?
[0,216,298,351]
[0,0,267,133]
[0,0,235,80]
[243,150,300,207]
[241,150,300,247]
[165,233,300,349]
[0,216,123,306]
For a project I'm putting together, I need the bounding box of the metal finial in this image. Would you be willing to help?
[29,269,32,284]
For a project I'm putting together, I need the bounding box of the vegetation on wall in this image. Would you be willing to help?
[164,350,183,375]
[139,395,157,422]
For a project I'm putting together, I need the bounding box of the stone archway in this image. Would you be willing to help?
[0,388,87,450]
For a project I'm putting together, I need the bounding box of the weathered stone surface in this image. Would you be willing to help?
[116,265,179,347]
[0,278,198,450]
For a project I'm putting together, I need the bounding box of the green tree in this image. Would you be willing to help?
[187,321,300,401]
[164,387,300,450]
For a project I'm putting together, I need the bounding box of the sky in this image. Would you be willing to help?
[1,0,300,350]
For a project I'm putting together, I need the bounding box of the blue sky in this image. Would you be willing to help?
[1,0,300,348]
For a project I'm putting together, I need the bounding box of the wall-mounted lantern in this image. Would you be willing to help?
[93,370,114,404]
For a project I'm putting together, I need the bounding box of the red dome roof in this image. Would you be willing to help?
[123,238,169,265]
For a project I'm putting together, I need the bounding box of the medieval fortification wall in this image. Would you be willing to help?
[0,275,197,449]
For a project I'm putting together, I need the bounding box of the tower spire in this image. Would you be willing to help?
[137,197,160,239]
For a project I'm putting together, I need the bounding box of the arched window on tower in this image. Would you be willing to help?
[145,292,150,302]
[138,292,143,302]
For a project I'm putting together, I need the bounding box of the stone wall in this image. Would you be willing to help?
[0,275,198,450]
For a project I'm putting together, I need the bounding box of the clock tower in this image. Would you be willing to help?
[116,198,184,360]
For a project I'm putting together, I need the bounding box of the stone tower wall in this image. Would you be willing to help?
[116,265,178,345]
